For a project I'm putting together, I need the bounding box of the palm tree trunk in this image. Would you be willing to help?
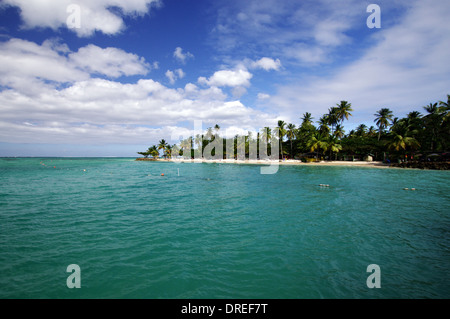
[290,139,293,159]
[280,142,283,160]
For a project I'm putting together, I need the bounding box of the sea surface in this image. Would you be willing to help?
[0,157,449,299]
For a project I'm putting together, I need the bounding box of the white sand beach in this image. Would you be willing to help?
[154,158,391,168]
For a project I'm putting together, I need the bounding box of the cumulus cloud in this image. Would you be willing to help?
[0,39,276,145]
[0,38,87,94]
[69,44,151,77]
[0,77,274,144]
[165,70,177,85]
[198,68,253,88]
[0,38,277,146]
[251,57,281,71]
[165,69,185,84]
[2,0,161,37]
[0,39,154,96]
[173,47,194,64]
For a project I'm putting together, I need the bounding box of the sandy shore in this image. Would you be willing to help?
[144,158,392,168]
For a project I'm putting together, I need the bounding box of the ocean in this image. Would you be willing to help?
[0,157,449,298]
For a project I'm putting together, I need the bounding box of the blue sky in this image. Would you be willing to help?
[0,0,449,156]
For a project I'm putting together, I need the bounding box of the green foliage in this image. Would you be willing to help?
[137,95,450,162]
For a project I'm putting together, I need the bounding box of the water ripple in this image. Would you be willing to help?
[0,158,449,298]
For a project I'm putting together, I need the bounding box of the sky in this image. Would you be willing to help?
[0,0,449,157]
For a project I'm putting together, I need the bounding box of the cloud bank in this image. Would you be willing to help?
[2,0,161,37]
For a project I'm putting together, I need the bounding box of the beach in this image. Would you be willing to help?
[141,158,392,168]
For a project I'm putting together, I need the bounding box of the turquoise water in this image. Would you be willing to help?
[0,158,449,299]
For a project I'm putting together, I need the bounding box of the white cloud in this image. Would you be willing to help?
[257,93,270,100]
[0,38,278,145]
[69,44,151,78]
[231,86,247,98]
[0,74,274,144]
[284,44,327,64]
[199,68,253,87]
[314,19,351,47]
[173,47,194,64]
[0,39,154,97]
[165,70,177,84]
[165,69,185,84]
[270,0,450,126]
[2,0,161,37]
[0,38,87,94]
[210,0,363,64]
[251,57,281,71]
[176,69,185,79]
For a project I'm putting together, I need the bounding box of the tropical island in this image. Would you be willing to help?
[138,95,450,170]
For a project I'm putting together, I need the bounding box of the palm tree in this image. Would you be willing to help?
[137,150,149,158]
[407,111,422,120]
[438,95,450,150]
[301,112,314,125]
[150,147,159,158]
[286,123,296,158]
[391,117,399,128]
[438,94,450,124]
[318,115,330,135]
[260,127,272,157]
[276,120,287,159]
[388,122,420,155]
[423,102,445,152]
[194,134,202,148]
[438,94,450,111]
[143,145,158,158]
[165,144,173,159]
[260,127,271,143]
[424,102,438,114]
[347,129,356,138]
[180,138,192,158]
[374,108,394,141]
[355,124,367,137]
[205,127,214,141]
[327,135,343,160]
[336,101,353,125]
[389,134,419,153]
[405,112,423,137]
[158,139,168,158]
[307,132,328,160]
[368,126,377,137]
[171,144,181,158]
[334,124,345,139]
[327,107,339,134]
[194,134,203,157]
[235,134,246,159]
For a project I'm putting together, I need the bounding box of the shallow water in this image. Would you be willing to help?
[0,158,449,298]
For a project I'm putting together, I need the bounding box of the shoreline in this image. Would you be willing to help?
[136,158,392,169]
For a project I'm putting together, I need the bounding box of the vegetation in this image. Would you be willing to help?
[138,94,450,163]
